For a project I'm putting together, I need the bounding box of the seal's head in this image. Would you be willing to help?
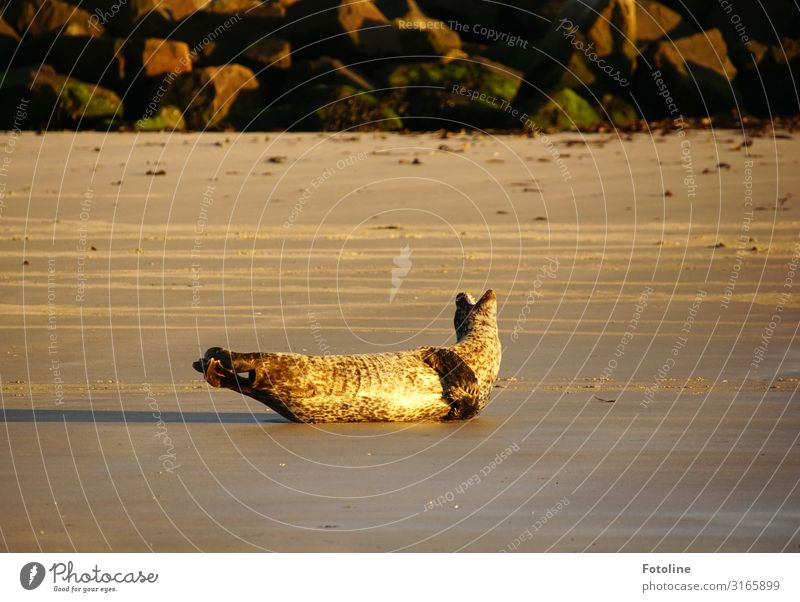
[454,289,497,341]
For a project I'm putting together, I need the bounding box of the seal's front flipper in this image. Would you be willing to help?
[199,355,254,395]
[422,348,483,420]
[194,347,232,374]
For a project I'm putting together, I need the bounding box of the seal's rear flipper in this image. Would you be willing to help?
[422,348,483,420]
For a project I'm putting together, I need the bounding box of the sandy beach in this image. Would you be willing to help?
[0,129,798,552]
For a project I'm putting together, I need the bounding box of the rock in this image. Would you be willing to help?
[306,85,403,130]
[264,57,378,128]
[117,38,194,121]
[557,0,638,76]
[422,0,565,43]
[14,35,190,91]
[176,13,279,66]
[376,0,461,55]
[15,36,128,92]
[135,105,186,131]
[395,85,513,130]
[387,56,520,102]
[420,0,558,45]
[5,0,104,37]
[188,0,286,17]
[635,0,689,45]
[124,0,205,22]
[636,28,738,117]
[0,64,122,128]
[737,38,800,116]
[555,49,603,91]
[221,38,292,107]
[601,93,639,127]
[0,18,21,62]
[515,0,637,108]
[164,63,262,129]
[478,39,531,72]
[58,76,123,124]
[526,88,600,130]
[285,56,374,91]
[655,1,715,21]
[74,0,205,37]
[708,0,798,68]
[137,39,193,77]
[417,0,500,34]
[167,1,286,67]
[496,0,566,41]
[241,38,293,71]
[203,0,265,12]
[385,57,521,129]
[259,83,401,131]
[284,0,403,57]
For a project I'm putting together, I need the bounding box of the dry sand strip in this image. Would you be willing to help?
[0,131,798,552]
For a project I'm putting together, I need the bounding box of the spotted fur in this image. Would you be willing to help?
[192,290,501,423]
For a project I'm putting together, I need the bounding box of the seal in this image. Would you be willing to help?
[192,290,501,423]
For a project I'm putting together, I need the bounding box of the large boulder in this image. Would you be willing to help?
[203,0,266,12]
[4,0,104,38]
[376,0,461,55]
[291,84,403,130]
[664,0,800,39]
[655,1,716,22]
[137,38,193,77]
[125,0,204,20]
[420,0,566,41]
[241,38,292,71]
[479,43,533,74]
[64,0,207,37]
[194,35,292,72]
[391,86,513,129]
[256,56,378,130]
[496,0,567,41]
[635,0,691,46]
[122,37,195,119]
[515,0,637,109]
[419,0,564,43]
[556,0,638,77]
[166,1,286,67]
[0,64,122,128]
[707,0,799,68]
[476,1,571,73]
[0,18,21,62]
[416,0,500,37]
[635,28,738,117]
[13,35,190,91]
[284,0,403,58]
[262,56,388,130]
[164,63,263,129]
[15,36,128,91]
[134,105,186,131]
[284,56,374,91]
[527,88,601,130]
[601,93,639,127]
[736,38,800,116]
[385,56,522,129]
[190,0,286,16]
[387,56,520,102]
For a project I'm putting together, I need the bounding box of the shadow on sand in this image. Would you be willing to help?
[0,409,288,424]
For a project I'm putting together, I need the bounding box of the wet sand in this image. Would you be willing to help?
[0,130,798,551]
